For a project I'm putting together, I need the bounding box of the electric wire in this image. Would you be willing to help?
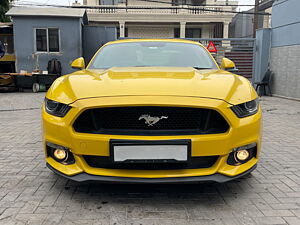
[11,0,271,15]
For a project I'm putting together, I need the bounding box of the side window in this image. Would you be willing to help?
[35,28,60,52]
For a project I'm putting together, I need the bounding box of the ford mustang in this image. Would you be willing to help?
[43,39,262,183]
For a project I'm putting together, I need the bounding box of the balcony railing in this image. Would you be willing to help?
[85,5,234,15]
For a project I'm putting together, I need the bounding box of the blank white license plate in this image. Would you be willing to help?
[113,145,188,162]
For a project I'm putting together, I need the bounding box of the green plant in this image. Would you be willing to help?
[0,0,11,22]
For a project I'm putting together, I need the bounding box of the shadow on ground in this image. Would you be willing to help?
[54,173,253,204]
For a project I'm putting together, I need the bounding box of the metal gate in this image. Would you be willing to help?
[186,38,256,80]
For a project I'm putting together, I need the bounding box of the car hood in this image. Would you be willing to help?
[47,67,257,105]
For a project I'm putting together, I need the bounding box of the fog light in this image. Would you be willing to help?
[46,142,75,165]
[227,143,257,166]
[53,149,67,160]
[235,150,250,161]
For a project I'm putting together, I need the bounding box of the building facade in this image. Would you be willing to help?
[81,0,238,39]
[269,0,300,99]
[6,7,88,75]
[230,0,273,38]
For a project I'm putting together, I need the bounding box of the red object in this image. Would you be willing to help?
[207,41,217,53]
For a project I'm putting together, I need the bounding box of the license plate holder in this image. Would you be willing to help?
[110,139,191,163]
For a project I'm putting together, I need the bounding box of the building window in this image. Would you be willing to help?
[174,28,180,38]
[174,28,202,38]
[186,28,202,38]
[35,28,60,52]
[36,29,47,52]
[99,0,124,5]
[48,28,59,52]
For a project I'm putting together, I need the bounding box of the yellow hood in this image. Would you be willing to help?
[46,67,257,105]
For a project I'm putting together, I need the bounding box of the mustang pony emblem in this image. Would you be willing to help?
[139,114,168,126]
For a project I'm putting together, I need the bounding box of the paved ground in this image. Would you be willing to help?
[0,93,300,225]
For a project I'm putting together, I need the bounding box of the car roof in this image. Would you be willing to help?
[104,39,205,47]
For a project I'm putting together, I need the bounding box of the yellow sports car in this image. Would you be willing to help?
[43,39,262,183]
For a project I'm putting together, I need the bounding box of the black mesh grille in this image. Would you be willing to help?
[73,107,229,135]
[83,155,219,170]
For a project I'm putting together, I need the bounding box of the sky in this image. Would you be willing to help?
[13,0,254,11]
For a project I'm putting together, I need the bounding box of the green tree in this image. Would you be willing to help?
[0,0,11,22]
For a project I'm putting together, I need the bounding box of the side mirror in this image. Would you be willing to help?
[220,57,238,73]
[71,57,85,69]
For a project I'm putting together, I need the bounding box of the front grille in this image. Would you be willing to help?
[73,106,229,135]
[83,155,219,170]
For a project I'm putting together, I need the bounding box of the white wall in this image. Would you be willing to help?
[128,27,174,38]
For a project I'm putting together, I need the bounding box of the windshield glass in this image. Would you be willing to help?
[88,42,217,69]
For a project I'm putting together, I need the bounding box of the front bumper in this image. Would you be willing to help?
[47,163,257,183]
[43,96,262,182]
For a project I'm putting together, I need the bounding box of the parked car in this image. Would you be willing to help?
[42,39,262,183]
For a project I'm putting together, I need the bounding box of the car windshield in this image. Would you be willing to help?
[88,41,218,69]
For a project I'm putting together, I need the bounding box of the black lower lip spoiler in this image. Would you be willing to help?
[46,163,256,184]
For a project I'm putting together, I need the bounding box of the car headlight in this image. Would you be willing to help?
[231,99,259,118]
[45,98,71,117]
